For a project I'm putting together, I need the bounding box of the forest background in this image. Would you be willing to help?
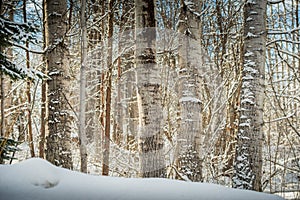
[0,0,299,199]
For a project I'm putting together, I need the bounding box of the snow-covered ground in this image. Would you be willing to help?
[0,158,285,200]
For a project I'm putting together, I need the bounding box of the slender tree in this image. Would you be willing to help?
[45,0,73,169]
[23,0,35,158]
[85,0,102,143]
[0,1,5,140]
[233,0,267,191]
[78,0,88,173]
[102,0,114,176]
[39,0,47,158]
[0,74,4,143]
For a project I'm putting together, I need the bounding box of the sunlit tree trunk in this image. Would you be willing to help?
[78,0,88,173]
[39,0,47,159]
[98,0,106,166]
[135,0,165,177]
[23,0,35,158]
[45,0,73,169]
[102,0,114,176]
[233,0,267,191]
[176,0,203,182]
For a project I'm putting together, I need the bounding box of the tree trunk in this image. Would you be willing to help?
[78,0,88,173]
[0,0,3,142]
[232,0,267,191]
[0,2,16,163]
[0,72,4,139]
[23,0,35,158]
[45,0,73,169]
[85,0,102,143]
[39,0,47,159]
[135,0,165,178]
[102,0,114,176]
[176,0,203,182]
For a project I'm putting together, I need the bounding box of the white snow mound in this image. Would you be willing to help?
[0,158,285,200]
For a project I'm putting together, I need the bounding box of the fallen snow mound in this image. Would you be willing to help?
[0,158,285,200]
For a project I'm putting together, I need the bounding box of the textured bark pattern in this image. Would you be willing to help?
[233,0,267,191]
[176,0,203,182]
[135,0,165,177]
[45,0,73,169]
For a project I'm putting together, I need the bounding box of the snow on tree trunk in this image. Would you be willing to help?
[176,0,203,182]
[45,0,73,169]
[233,0,267,191]
[135,0,165,177]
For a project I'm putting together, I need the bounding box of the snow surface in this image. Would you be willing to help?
[0,158,285,200]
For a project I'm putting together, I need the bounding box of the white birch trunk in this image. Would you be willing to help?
[78,0,88,173]
[176,0,203,182]
[233,0,267,191]
[45,0,73,169]
[135,0,165,177]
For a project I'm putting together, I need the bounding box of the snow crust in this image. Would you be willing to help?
[0,158,285,200]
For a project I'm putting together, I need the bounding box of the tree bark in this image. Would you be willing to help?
[23,0,35,158]
[45,0,73,169]
[102,0,114,176]
[175,0,203,182]
[39,0,47,159]
[0,2,3,143]
[0,72,4,139]
[78,0,88,173]
[135,0,165,178]
[233,0,267,191]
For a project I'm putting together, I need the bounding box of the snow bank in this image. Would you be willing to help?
[0,158,285,200]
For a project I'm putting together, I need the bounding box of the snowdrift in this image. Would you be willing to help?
[0,158,284,200]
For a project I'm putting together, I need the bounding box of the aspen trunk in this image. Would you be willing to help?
[39,0,47,159]
[23,0,35,158]
[78,0,88,173]
[176,0,203,182]
[233,0,267,191]
[102,0,114,176]
[135,0,165,177]
[45,0,73,169]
